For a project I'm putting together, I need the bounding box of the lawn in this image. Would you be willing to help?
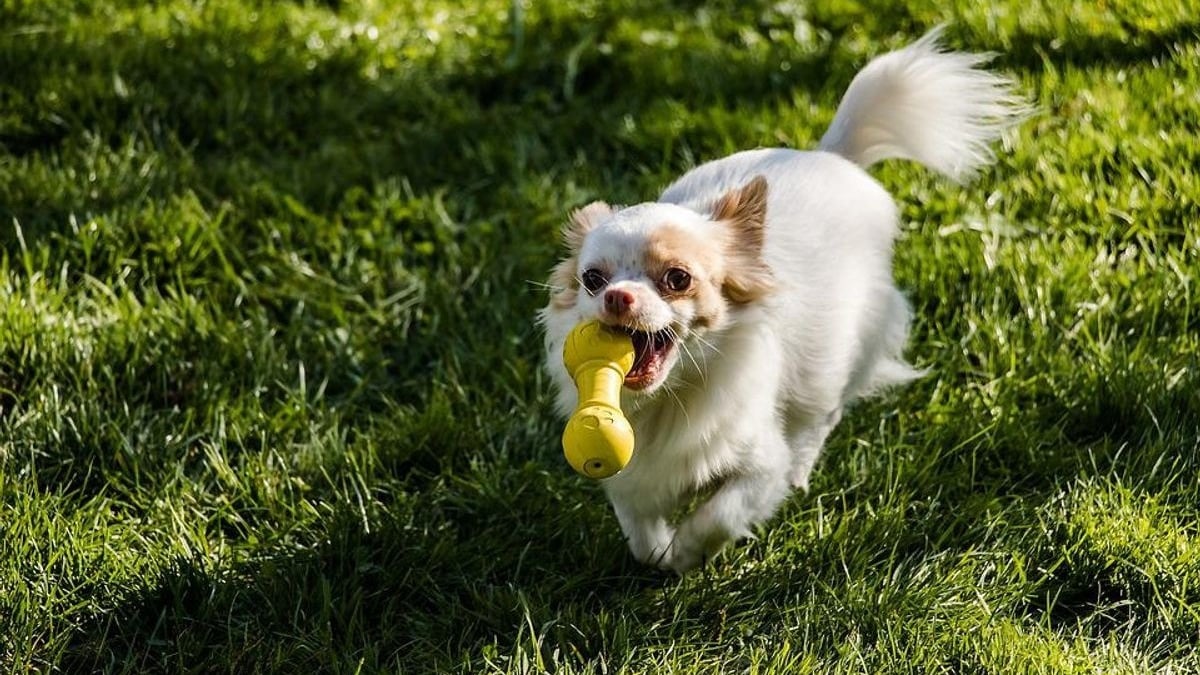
[1,0,1198,672]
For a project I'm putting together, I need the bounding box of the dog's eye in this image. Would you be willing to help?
[581,269,608,294]
[662,268,691,293]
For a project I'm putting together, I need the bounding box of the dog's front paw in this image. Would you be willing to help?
[665,540,705,574]
[627,527,701,573]
[663,525,720,574]
[627,523,676,569]
[666,516,737,574]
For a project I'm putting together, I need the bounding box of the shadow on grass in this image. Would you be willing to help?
[0,2,850,239]
[60,474,674,671]
[55,367,1200,671]
[0,2,842,501]
[2,5,838,670]
[995,19,1200,72]
[6,4,1200,670]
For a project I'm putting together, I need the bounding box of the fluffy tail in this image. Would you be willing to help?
[818,27,1028,182]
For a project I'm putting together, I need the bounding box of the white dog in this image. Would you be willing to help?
[540,28,1026,573]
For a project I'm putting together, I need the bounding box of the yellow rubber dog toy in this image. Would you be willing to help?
[561,320,636,478]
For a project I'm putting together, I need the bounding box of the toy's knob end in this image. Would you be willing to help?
[562,404,634,479]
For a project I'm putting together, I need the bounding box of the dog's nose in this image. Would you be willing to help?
[603,288,636,316]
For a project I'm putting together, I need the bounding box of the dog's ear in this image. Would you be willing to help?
[548,201,610,309]
[562,201,612,252]
[712,176,773,303]
[547,256,579,309]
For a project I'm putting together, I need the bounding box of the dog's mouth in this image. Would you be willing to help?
[623,328,675,390]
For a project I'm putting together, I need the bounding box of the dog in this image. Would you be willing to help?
[540,28,1026,573]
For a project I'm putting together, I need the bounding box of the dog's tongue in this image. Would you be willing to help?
[625,331,670,388]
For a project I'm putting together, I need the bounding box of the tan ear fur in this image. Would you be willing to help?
[712,176,773,303]
[548,256,579,309]
[548,201,611,310]
[562,201,613,252]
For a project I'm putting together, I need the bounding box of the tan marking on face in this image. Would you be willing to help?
[644,224,728,329]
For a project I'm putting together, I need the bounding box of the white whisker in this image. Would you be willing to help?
[662,381,691,427]
[691,331,715,367]
[525,279,566,293]
[671,328,706,383]
[691,332,723,358]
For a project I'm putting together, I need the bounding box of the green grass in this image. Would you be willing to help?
[1,0,1198,671]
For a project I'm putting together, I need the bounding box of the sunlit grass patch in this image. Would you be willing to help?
[1,0,1198,671]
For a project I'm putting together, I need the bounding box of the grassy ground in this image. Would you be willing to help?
[1,0,1198,672]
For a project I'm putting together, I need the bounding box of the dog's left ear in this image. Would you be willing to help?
[562,201,612,252]
[712,176,773,303]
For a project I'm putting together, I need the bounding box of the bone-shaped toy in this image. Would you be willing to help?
[561,320,636,478]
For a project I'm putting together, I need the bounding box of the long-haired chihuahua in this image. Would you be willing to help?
[540,28,1026,573]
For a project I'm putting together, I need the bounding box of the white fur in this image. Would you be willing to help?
[540,29,1025,573]
[818,26,1028,181]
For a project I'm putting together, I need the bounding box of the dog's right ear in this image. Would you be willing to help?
[548,257,579,309]
[562,201,612,252]
[549,201,611,309]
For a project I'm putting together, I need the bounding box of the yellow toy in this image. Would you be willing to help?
[561,320,636,478]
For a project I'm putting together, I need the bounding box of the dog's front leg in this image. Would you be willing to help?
[609,495,675,568]
[667,432,792,573]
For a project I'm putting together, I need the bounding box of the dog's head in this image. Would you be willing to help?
[541,176,773,398]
